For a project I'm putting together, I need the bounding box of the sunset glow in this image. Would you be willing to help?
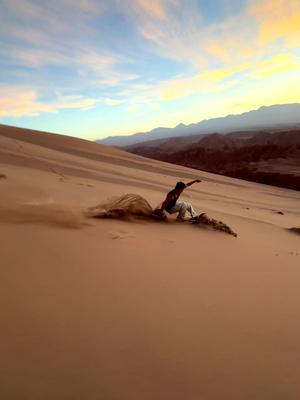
[1,0,300,139]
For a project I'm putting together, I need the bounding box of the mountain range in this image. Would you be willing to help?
[127,129,300,192]
[97,103,300,147]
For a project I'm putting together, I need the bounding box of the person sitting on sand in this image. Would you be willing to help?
[158,180,201,221]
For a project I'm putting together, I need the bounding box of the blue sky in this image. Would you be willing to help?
[0,0,300,140]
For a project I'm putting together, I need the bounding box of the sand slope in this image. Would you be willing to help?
[1,125,300,400]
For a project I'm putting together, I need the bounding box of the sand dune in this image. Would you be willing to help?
[1,125,300,399]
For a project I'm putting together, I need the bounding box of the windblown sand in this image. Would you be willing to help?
[87,193,155,219]
[1,124,300,400]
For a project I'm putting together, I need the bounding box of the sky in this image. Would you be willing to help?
[0,0,300,140]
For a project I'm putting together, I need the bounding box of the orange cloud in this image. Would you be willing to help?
[202,40,231,62]
[0,89,98,117]
[135,0,169,19]
[0,89,55,117]
[249,0,300,47]
[203,37,254,62]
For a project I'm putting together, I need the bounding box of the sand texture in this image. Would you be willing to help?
[1,124,300,400]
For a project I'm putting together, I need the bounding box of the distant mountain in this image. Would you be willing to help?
[127,133,209,153]
[97,103,300,147]
[126,128,300,155]
[127,129,300,191]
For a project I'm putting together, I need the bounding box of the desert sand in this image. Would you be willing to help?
[1,124,300,399]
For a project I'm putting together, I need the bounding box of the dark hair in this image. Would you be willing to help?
[175,181,186,190]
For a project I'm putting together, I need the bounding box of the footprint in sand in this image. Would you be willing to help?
[109,230,134,240]
[275,252,299,257]
[77,183,94,187]
[272,210,284,215]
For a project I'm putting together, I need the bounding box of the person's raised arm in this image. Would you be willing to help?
[186,179,201,187]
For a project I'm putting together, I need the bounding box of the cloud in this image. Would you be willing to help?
[125,0,299,71]
[202,36,255,63]
[1,0,300,133]
[158,62,252,100]
[157,51,299,101]
[104,98,125,106]
[8,48,68,68]
[249,0,300,47]
[121,0,207,68]
[0,88,98,117]
[118,92,161,113]
[250,53,300,78]
[3,46,139,88]
[200,63,252,82]
[78,52,124,73]
[119,0,260,69]
[78,51,139,86]
[55,95,98,110]
[0,89,56,117]
[1,0,138,89]
[134,0,171,19]
[1,0,106,37]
